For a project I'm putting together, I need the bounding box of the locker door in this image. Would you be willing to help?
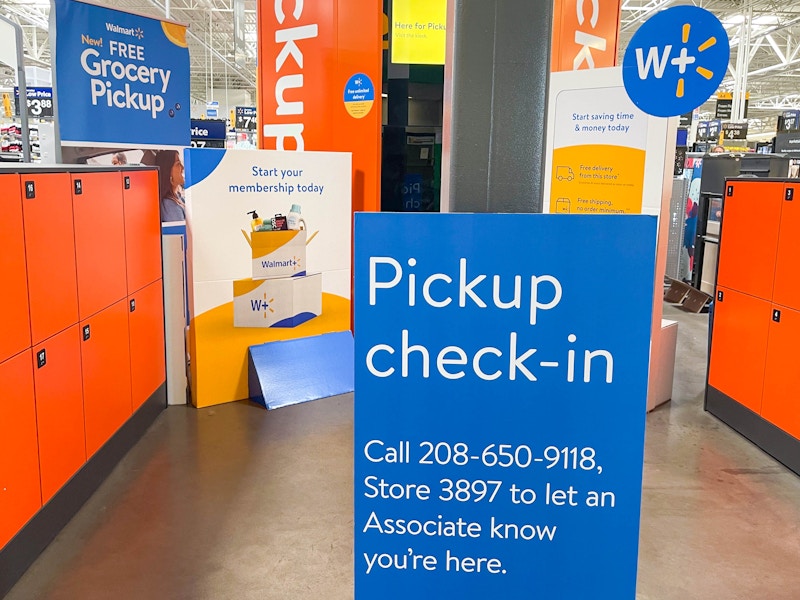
[716,180,783,300]
[21,174,79,345]
[33,325,86,503]
[772,182,800,309]
[72,172,127,320]
[122,170,162,294]
[0,174,30,362]
[128,279,166,411]
[708,287,772,414]
[762,305,800,440]
[0,350,42,549]
[81,299,132,457]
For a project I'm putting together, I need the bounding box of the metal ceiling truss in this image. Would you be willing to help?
[4,0,800,135]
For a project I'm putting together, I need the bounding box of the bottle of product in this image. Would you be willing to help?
[287,204,306,230]
[247,210,263,232]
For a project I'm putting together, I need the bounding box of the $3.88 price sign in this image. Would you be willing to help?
[27,97,54,117]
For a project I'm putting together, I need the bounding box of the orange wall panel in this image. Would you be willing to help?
[128,279,166,411]
[551,0,622,72]
[21,174,79,345]
[0,350,41,549]
[122,170,163,294]
[0,174,31,362]
[708,287,771,414]
[72,172,128,320]
[81,299,132,457]
[762,305,800,439]
[717,180,783,300]
[33,325,86,503]
[257,0,382,212]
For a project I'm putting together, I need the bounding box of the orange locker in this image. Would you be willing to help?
[32,325,86,503]
[0,174,31,362]
[762,305,800,440]
[122,170,162,294]
[771,182,800,309]
[128,279,166,411]
[72,172,127,321]
[716,180,783,300]
[21,174,79,346]
[0,350,41,550]
[708,287,772,414]
[81,299,132,457]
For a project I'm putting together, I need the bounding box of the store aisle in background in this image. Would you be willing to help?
[6,305,800,600]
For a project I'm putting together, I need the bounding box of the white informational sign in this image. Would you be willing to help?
[184,148,352,407]
[543,67,673,216]
[543,67,679,411]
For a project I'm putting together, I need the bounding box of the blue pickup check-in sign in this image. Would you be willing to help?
[354,213,657,599]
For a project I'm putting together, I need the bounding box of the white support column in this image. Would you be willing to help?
[732,3,753,122]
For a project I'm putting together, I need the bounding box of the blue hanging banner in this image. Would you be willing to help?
[354,213,657,599]
[52,0,190,146]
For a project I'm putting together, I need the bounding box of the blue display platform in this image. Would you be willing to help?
[248,331,354,410]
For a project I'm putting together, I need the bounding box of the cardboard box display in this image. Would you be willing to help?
[233,273,322,328]
[251,229,307,280]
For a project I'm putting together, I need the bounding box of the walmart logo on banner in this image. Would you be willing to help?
[622,6,729,118]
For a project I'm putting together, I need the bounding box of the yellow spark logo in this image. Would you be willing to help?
[262,293,275,319]
[674,23,718,99]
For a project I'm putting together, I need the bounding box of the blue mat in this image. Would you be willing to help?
[248,331,354,410]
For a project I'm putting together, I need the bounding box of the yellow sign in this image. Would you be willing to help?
[551,146,646,214]
[391,0,446,65]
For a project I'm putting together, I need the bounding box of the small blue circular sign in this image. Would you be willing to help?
[622,6,729,118]
[343,73,375,119]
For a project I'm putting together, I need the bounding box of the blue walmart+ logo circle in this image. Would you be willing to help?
[622,6,729,118]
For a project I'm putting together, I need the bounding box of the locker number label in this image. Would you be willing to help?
[74,179,83,195]
[83,325,91,340]
[36,349,46,368]
[773,310,781,323]
[25,181,35,199]
[130,299,136,312]
[124,176,131,189]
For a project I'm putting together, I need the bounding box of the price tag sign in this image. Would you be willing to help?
[14,87,54,118]
[355,213,657,599]
[235,106,257,131]
[722,122,748,140]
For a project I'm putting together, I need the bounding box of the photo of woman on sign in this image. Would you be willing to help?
[155,149,185,222]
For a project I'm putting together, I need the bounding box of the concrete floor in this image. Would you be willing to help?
[5,304,800,599]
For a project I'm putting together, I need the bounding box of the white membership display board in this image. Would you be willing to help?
[183,148,353,408]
